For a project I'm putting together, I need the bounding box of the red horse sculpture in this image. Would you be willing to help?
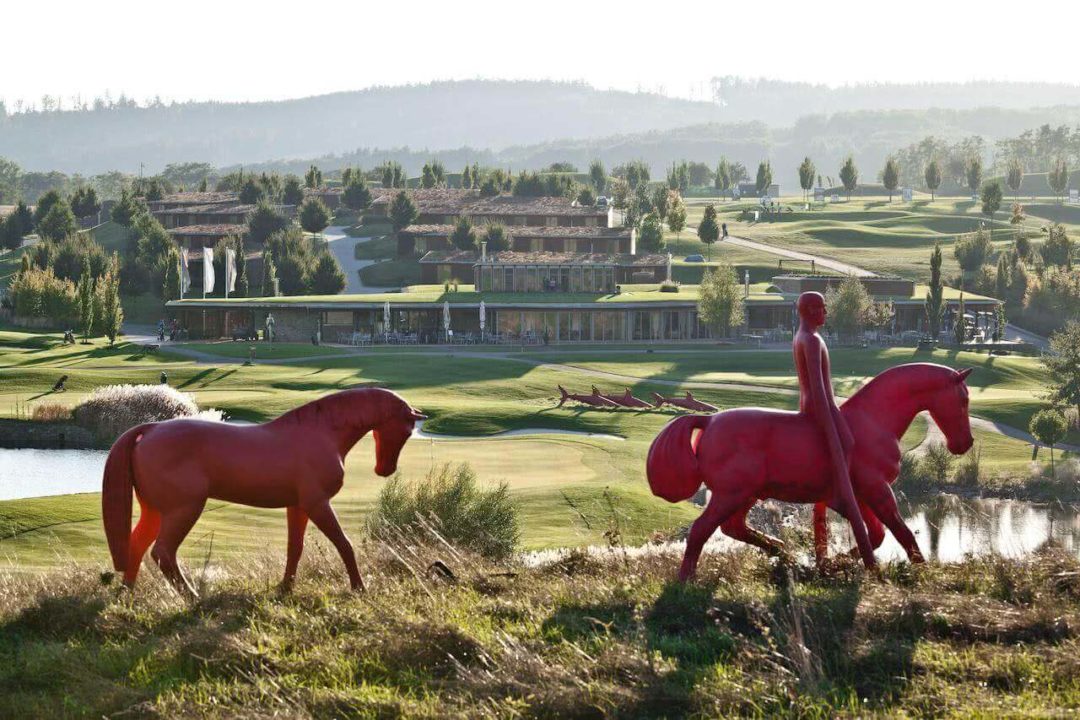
[647,363,974,580]
[102,387,425,596]
[557,385,619,408]
[592,386,653,409]
[652,391,719,413]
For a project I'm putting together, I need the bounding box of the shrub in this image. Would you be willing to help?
[367,463,519,560]
[659,279,680,293]
[74,384,222,440]
[921,442,953,484]
[952,445,982,487]
[31,402,72,422]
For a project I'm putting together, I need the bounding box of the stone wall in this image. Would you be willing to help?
[0,419,104,449]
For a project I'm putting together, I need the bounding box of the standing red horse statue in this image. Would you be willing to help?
[102,387,425,596]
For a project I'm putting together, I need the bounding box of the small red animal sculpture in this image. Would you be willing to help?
[646,363,974,581]
[557,385,619,408]
[652,391,719,413]
[102,387,425,596]
[592,386,652,409]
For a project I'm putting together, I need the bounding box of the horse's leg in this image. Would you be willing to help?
[863,483,925,563]
[813,502,829,569]
[281,506,309,591]
[845,501,886,557]
[151,500,205,598]
[305,500,364,591]
[720,500,786,555]
[124,495,161,587]
[679,490,751,582]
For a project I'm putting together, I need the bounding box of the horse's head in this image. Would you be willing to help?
[372,400,426,477]
[927,367,975,455]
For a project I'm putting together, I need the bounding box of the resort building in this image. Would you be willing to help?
[369,189,613,230]
[418,250,667,288]
[398,224,635,256]
[167,273,998,346]
[147,191,238,213]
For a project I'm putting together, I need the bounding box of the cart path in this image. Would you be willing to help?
[723,234,877,277]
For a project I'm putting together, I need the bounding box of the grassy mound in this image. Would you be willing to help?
[4,536,1080,717]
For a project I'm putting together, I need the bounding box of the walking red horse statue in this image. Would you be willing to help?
[647,362,974,580]
[102,387,425,596]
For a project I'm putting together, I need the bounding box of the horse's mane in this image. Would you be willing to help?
[272,387,404,429]
[846,363,958,409]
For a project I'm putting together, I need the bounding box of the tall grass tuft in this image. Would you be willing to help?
[30,402,72,422]
[368,463,519,560]
[73,384,223,440]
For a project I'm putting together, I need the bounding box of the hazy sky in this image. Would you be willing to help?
[5,0,1079,108]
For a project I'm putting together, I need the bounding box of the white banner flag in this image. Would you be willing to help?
[225,248,237,295]
[180,249,191,295]
[202,247,215,295]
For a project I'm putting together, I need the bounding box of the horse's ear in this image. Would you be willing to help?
[956,368,973,382]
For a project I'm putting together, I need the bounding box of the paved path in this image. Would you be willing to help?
[724,234,876,277]
[323,225,396,294]
[1004,324,1050,351]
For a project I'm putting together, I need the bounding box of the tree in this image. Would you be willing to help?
[381,161,405,189]
[239,177,265,205]
[1030,408,1069,478]
[99,257,123,344]
[77,255,94,342]
[430,160,446,187]
[461,164,473,189]
[342,175,372,211]
[667,194,686,250]
[479,177,500,198]
[449,216,477,251]
[420,162,437,189]
[755,161,773,195]
[1048,158,1069,204]
[33,190,62,226]
[715,158,732,199]
[299,198,331,236]
[37,201,77,241]
[1041,223,1074,267]
[304,164,322,189]
[234,236,248,297]
[698,264,744,338]
[925,243,945,338]
[482,224,510,252]
[954,294,968,346]
[1,216,20,252]
[825,276,876,342]
[882,157,900,201]
[163,246,181,302]
[981,181,1003,239]
[965,156,983,198]
[953,229,992,289]
[282,175,304,205]
[389,192,418,233]
[1044,321,1080,427]
[70,186,100,219]
[995,252,1010,302]
[639,214,665,253]
[246,202,290,244]
[697,204,720,260]
[839,157,858,199]
[798,157,815,202]
[589,160,606,195]
[261,250,278,296]
[1006,158,1024,200]
[10,201,33,237]
[652,187,671,227]
[924,159,942,201]
[110,189,144,227]
[310,253,346,295]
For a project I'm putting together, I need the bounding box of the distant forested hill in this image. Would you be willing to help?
[4,79,1080,175]
[0,81,729,173]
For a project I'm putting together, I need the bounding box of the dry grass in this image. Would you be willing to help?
[29,402,71,422]
[4,525,1080,718]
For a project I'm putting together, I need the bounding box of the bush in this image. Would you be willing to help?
[74,384,223,440]
[952,445,982,487]
[659,279,680,293]
[367,463,519,560]
[31,402,72,422]
[921,442,953,484]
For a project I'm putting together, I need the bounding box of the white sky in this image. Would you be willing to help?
[4,0,1079,108]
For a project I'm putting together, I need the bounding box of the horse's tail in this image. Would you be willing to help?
[646,415,709,502]
[102,423,150,573]
[557,385,569,406]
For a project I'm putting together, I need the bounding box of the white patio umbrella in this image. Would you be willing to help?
[479,300,486,340]
[383,301,391,342]
[443,301,451,342]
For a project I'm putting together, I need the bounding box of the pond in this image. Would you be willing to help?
[3,448,1080,564]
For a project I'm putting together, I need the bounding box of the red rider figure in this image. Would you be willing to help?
[793,291,876,568]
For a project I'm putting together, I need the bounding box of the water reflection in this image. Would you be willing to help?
[830,495,1080,562]
[0,448,107,500]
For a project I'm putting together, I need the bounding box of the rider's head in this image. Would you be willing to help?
[797,291,827,328]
